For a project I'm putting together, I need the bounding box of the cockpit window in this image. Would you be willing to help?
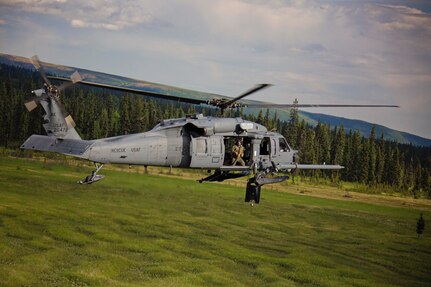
[279,138,289,152]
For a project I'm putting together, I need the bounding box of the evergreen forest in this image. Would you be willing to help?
[1,64,430,197]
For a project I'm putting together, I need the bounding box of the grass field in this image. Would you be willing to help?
[0,156,430,286]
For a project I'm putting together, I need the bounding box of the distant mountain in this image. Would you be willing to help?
[301,112,431,147]
[1,52,430,147]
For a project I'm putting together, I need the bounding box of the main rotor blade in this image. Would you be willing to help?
[30,55,51,86]
[222,84,272,109]
[246,103,400,108]
[48,76,209,106]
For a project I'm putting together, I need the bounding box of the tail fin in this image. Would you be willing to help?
[38,96,81,140]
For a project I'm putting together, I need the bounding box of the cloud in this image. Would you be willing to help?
[70,19,123,31]
[373,4,431,33]
[0,18,5,25]
[0,0,161,30]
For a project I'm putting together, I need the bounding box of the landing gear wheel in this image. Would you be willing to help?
[245,180,261,205]
[245,181,253,202]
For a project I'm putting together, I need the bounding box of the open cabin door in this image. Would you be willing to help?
[256,136,273,169]
[190,136,224,168]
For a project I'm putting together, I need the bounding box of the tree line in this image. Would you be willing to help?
[0,64,430,197]
[244,106,430,197]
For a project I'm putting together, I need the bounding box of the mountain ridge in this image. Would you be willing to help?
[1,52,429,147]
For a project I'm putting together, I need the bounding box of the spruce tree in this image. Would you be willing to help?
[416,213,425,238]
[0,82,6,145]
[343,129,353,181]
[120,94,132,135]
[351,130,362,182]
[384,144,393,185]
[359,137,370,183]
[100,108,109,137]
[421,168,430,198]
[264,108,270,129]
[303,129,316,164]
[333,125,345,165]
[106,95,116,136]
[256,110,263,124]
[393,146,402,188]
[368,126,377,185]
[376,132,386,184]
[133,96,144,133]
[288,99,299,148]
[92,120,102,139]
[296,120,307,154]
[312,122,331,179]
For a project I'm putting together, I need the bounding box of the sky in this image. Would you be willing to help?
[0,0,430,139]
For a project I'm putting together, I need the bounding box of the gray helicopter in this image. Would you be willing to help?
[21,56,398,205]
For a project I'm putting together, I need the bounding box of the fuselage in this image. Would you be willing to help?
[85,114,296,171]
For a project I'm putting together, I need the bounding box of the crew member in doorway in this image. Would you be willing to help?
[232,138,245,166]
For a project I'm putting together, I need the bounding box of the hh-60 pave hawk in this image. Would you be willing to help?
[21,56,399,205]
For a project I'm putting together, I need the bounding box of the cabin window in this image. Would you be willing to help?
[195,139,207,154]
[211,137,222,154]
[279,138,289,152]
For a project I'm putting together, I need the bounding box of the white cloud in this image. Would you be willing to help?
[373,4,431,33]
[0,0,159,30]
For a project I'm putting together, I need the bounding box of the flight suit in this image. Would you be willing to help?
[232,143,245,166]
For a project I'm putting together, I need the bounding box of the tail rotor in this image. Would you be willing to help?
[25,55,82,138]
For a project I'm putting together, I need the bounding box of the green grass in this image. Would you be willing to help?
[0,156,430,287]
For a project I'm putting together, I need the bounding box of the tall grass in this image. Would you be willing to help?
[0,156,430,286]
